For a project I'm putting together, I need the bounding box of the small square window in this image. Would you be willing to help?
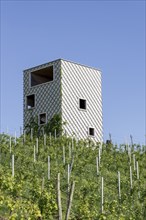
[79,99,86,110]
[89,128,95,136]
[39,113,46,125]
[26,94,35,109]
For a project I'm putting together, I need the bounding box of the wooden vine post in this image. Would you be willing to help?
[67,164,70,193]
[44,134,46,147]
[72,137,74,152]
[31,128,33,141]
[55,129,56,140]
[133,154,136,171]
[42,177,45,192]
[63,146,65,165]
[101,177,104,213]
[130,165,133,190]
[69,143,71,159]
[65,181,75,220]
[34,145,36,162]
[136,161,139,180]
[136,161,140,198]
[14,131,17,146]
[36,138,38,154]
[23,130,26,143]
[96,157,99,175]
[49,132,51,145]
[118,171,121,200]
[57,173,62,220]
[12,154,14,177]
[9,136,11,153]
[48,156,50,180]
[98,148,101,166]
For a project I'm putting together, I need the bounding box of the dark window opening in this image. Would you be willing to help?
[26,94,35,109]
[31,65,53,87]
[89,128,94,136]
[39,113,46,125]
[79,99,86,110]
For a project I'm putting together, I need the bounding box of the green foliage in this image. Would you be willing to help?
[25,115,39,136]
[44,113,66,137]
[25,113,66,137]
[0,134,146,219]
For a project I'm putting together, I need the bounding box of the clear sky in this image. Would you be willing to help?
[0,0,145,144]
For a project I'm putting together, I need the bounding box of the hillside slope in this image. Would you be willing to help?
[0,134,146,220]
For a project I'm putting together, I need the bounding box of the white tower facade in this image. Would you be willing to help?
[23,59,102,142]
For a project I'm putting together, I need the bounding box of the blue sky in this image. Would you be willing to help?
[0,0,145,144]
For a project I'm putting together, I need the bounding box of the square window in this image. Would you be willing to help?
[39,113,46,125]
[89,128,94,136]
[79,99,86,110]
[26,94,35,109]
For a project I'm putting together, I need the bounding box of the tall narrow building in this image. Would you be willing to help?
[23,59,103,141]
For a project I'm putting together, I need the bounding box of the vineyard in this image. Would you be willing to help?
[0,133,146,220]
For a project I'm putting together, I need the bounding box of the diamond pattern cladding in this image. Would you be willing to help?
[23,60,61,129]
[23,59,103,142]
[61,60,103,142]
